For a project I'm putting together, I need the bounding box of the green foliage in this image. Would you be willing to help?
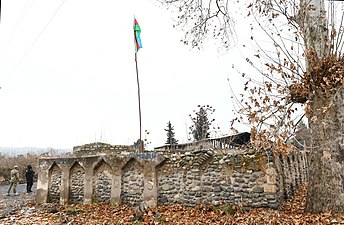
[164,121,178,145]
[218,203,238,216]
[207,203,238,216]
[189,105,215,141]
[154,213,165,224]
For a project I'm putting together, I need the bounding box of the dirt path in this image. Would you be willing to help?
[0,183,37,219]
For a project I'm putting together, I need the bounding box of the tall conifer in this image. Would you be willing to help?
[165,121,178,145]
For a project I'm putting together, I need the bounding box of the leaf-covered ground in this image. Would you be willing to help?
[1,184,343,224]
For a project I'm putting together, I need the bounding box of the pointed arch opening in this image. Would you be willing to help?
[48,162,62,203]
[69,161,85,204]
[92,159,112,203]
[121,159,144,206]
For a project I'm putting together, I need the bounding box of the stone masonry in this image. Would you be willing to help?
[121,159,144,205]
[48,163,62,203]
[36,140,308,209]
[93,162,112,203]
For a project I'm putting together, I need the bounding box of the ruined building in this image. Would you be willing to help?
[36,132,308,209]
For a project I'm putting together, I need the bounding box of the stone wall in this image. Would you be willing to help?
[156,150,283,209]
[36,142,308,209]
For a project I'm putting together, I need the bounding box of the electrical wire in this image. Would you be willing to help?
[2,0,66,85]
[0,0,34,59]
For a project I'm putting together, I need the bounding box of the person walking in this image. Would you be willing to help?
[6,165,19,196]
[25,165,35,193]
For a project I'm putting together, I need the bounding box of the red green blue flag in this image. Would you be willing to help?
[134,18,142,53]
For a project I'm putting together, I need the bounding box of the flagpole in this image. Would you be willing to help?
[135,52,143,152]
[133,18,143,152]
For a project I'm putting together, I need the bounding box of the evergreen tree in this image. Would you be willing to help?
[165,121,178,145]
[189,105,215,141]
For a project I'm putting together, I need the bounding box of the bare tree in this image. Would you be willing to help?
[157,0,237,49]
[159,0,344,213]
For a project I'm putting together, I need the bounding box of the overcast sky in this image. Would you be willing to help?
[0,0,253,149]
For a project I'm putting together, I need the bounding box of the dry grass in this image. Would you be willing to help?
[0,153,39,182]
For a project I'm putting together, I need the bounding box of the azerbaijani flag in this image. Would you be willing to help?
[134,18,142,53]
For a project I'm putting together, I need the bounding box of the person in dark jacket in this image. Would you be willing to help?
[25,165,35,193]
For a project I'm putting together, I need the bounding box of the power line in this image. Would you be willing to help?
[3,0,66,84]
[0,0,34,59]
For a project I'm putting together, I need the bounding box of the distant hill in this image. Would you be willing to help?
[0,147,72,156]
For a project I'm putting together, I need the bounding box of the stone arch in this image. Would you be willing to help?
[121,159,144,206]
[48,162,62,203]
[69,161,85,204]
[92,159,112,203]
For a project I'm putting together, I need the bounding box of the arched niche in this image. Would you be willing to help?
[48,162,62,203]
[69,161,85,204]
[92,159,112,203]
[120,159,144,206]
